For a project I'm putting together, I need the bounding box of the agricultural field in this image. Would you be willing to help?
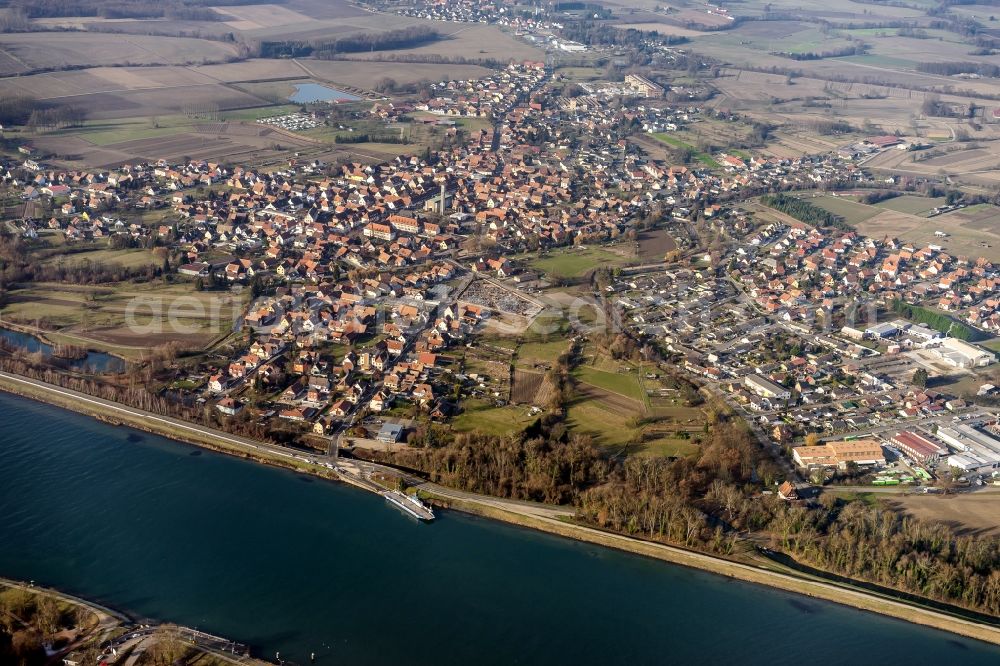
[27,119,317,169]
[341,23,545,63]
[15,83,269,122]
[879,493,1000,537]
[795,194,880,226]
[866,144,1000,189]
[691,21,857,58]
[856,206,1000,263]
[566,395,643,448]
[704,40,1000,143]
[0,0,537,165]
[0,65,222,100]
[0,280,244,356]
[301,61,493,90]
[874,195,946,216]
[0,33,239,74]
[511,369,557,406]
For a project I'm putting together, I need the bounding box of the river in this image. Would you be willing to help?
[0,391,998,665]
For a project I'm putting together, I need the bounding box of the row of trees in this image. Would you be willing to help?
[260,26,442,59]
[25,105,86,131]
[7,0,227,20]
[889,298,986,341]
[0,96,45,127]
[778,45,868,61]
[314,26,441,58]
[917,61,1000,77]
[859,190,901,205]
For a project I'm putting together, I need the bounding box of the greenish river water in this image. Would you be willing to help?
[1,392,998,665]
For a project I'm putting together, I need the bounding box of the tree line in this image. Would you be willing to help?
[25,105,86,131]
[556,20,689,49]
[260,26,442,59]
[889,298,986,342]
[357,369,1000,616]
[917,61,1000,78]
[777,45,867,61]
[7,0,226,20]
[0,97,46,127]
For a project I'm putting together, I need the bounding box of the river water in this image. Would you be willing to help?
[0,391,998,665]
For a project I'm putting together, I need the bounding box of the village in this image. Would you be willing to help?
[4,60,1000,494]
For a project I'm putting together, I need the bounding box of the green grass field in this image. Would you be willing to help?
[41,247,160,269]
[838,54,917,70]
[874,195,945,216]
[651,132,719,168]
[517,340,568,366]
[452,399,537,435]
[634,436,700,458]
[566,398,641,447]
[527,247,632,280]
[574,365,645,402]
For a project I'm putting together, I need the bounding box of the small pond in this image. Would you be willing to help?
[288,83,361,103]
[0,327,127,374]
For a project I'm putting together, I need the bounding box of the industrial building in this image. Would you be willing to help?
[792,439,886,470]
[935,424,1000,470]
[887,430,948,463]
[933,337,994,369]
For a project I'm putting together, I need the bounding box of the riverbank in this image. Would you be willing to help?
[0,577,266,666]
[0,370,334,478]
[2,370,999,647]
[421,490,1000,646]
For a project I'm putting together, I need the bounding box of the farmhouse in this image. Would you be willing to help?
[178,262,210,277]
[865,135,903,149]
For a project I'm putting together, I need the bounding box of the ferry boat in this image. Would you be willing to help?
[382,490,435,521]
